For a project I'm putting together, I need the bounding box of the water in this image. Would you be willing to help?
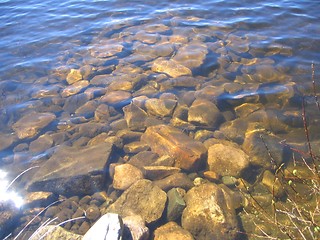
[1,0,320,239]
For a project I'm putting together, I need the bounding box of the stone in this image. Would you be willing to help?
[29,134,54,153]
[83,213,123,240]
[107,179,167,224]
[66,69,83,85]
[145,98,177,117]
[101,91,132,107]
[242,129,288,168]
[261,170,285,198]
[141,125,207,171]
[188,99,224,128]
[123,215,149,240]
[153,173,194,191]
[152,58,192,78]
[113,164,144,190]
[207,143,251,178]
[90,39,124,58]
[63,93,91,114]
[24,191,58,208]
[94,104,110,122]
[61,80,89,97]
[181,183,239,240]
[123,142,150,154]
[12,112,56,139]
[123,103,148,131]
[75,100,99,119]
[31,225,82,240]
[128,151,159,170]
[143,166,181,180]
[151,155,175,167]
[86,205,101,221]
[154,222,194,240]
[166,188,186,221]
[0,133,16,152]
[0,201,20,239]
[27,142,114,196]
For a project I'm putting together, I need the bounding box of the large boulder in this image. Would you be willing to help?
[107,179,167,224]
[181,183,239,240]
[141,125,207,171]
[27,142,114,196]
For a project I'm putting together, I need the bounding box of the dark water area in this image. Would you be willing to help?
[1,0,320,239]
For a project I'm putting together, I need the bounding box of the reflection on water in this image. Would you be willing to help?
[0,169,24,208]
[0,0,320,239]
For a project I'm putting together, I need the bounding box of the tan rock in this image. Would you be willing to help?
[154,222,194,240]
[152,58,192,78]
[61,80,89,97]
[66,69,82,85]
[113,164,144,190]
[141,125,207,171]
[101,91,132,106]
[143,166,181,180]
[145,98,177,117]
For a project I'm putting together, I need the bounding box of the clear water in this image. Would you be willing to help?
[1,0,320,238]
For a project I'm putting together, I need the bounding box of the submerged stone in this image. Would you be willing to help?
[154,222,194,240]
[107,179,167,224]
[152,58,192,78]
[27,142,113,196]
[141,125,207,171]
[12,112,56,139]
[145,98,177,117]
[113,164,144,190]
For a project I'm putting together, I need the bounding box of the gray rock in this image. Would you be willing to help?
[83,213,123,240]
[153,173,194,191]
[12,112,56,139]
[107,179,167,224]
[0,133,16,152]
[123,142,150,154]
[166,188,186,221]
[31,225,82,240]
[188,99,224,128]
[27,142,114,196]
[145,98,177,117]
[123,215,149,240]
[141,125,207,171]
[101,91,132,107]
[29,134,54,153]
[152,58,192,78]
[123,103,148,131]
[128,151,159,170]
[63,93,91,114]
[61,80,89,97]
[0,201,20,239]
[181,183,239,240]
[207,143,251,178]
[143,166,181,181]
[113,164,144,190]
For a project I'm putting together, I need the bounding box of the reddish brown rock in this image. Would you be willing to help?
[141,125,207,171]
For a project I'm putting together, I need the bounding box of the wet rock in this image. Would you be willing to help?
[63,93,91,114]
[153,172,194,191]
[0,133,16,152]
[181,183,239,240]
[173,42,208,69]
[242,129,288,168]
[141,125,207,171]
[219,118,248,144]
[143,166,181,180]
[188,99,224,128]
[27,142,114,196]
[123,102,148,131]
[101,91,132,107]
[207,143,251,178]
[152,58,192,78]
[261,170,285,198]
[117,130,143,144]
[234,103,263,118]
[123,141,150,154]
[75,100,98,119]
[123,215,149,240]
[107,179,167,224]
[113,164,144,190]
[151,155,175,167]
[61,80,89,97]
[66,69,83,85]
[83,213,123,240]
[94,104,110,122]
[90,39,124,58]
[166,188,186,221]
[154,222,194,240]
[128,151,159,169]
[12,112,56,139]
[0,202,20,239]
[86,205,101,221]
[24,191,58,208]
[33,225,82,240]
[29,134,54,153]
[145,98,177,117]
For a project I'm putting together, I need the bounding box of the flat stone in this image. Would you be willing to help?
[107,179,167,224]
[32,225,82,240]
[113,164,144,190]
[24,191,58,208]
[181,183,239,240]
[141,125,207,171]
[90,39,124,58]
[83,213,123,240]
[207,143,251,178]
[154,222,194,240]
[29,134,54,153]
[188,99,224,128]
[75,100,99,119]
[152,58,192,78]
[0,202,20,239]
[12,112,56,139]
[123,142,150,154]
[128,151,159,170]
[27,142,114,196]
[145,98,177,117]
[0,133,16,152]
[101,91,132,107]
[143,166,181,180]
[61,80,89,98]
[63,93,91,114]
[153,173,194,191]
[123,102,148,131]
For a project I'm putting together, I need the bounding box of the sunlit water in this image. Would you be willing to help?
[1,0,320,238]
